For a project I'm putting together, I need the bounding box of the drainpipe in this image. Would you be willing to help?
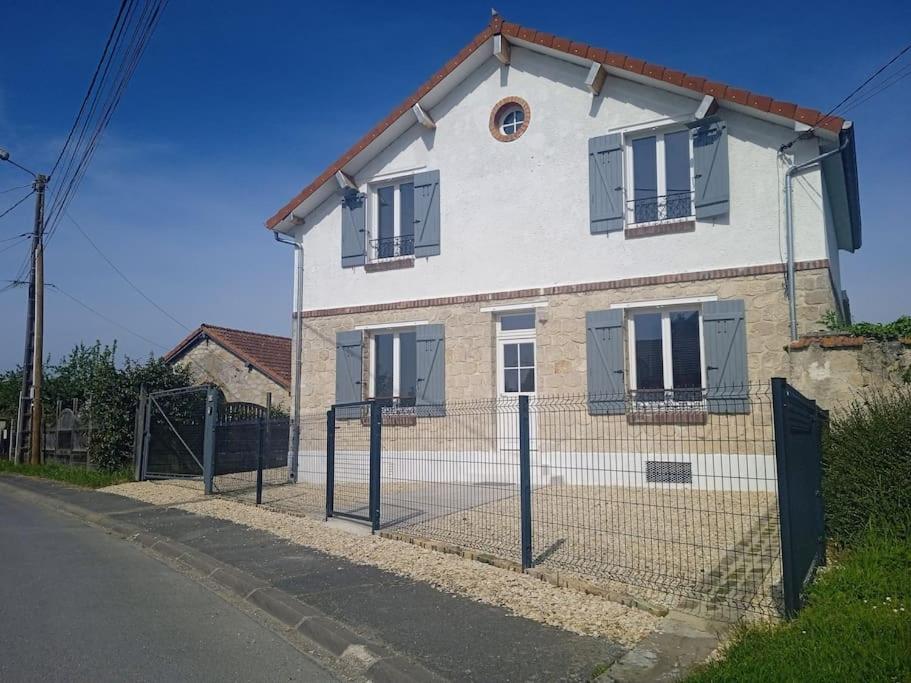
[274,231,303,483]
[782,134,850,340]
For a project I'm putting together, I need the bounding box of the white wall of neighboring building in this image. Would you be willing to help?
[293,46,832,312]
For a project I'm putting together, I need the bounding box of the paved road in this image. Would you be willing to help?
[0,486,337,682]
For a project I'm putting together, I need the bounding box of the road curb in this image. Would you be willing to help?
[0,476,442,682]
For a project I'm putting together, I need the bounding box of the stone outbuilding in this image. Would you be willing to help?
[164,324,292,410]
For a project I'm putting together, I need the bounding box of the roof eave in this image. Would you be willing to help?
[266,16,846,230]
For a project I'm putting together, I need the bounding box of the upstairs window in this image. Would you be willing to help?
[628,308,704,403]
[372,179,415,260]
[628,130,693,225]
[499,105,525,136]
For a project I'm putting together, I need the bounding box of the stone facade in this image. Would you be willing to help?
[297,265,837,414]
[787,336,911,410]
[179,341,291,410]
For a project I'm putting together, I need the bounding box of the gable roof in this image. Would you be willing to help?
[265,14,847,230]
[164,324,292,391]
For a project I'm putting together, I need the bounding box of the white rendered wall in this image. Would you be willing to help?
[294,47,832,312]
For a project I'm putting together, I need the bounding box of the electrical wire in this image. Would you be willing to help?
[44,281,259,387]
[65,211,189,331]
[46,282,168,350]
[0,190,35,220]
[43,0,169,247]
[838,62,911,116]
[780,41,911,150]
[0,184,32,195]
[49,0,130,178]
[0,235,29,255]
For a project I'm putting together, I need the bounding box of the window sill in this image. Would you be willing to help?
[627,410,707,425]
[625,219,695,239]
[364,256,415,273]
[360,410,418,427]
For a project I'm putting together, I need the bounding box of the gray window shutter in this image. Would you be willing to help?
[692,120,729,219]
[589,134,624,234]
[586,309,626,414]
[335,330,363,418]
[341,190,366,267]
[703,299,749,413]
[413,170,440,257]
[415,323,445,416]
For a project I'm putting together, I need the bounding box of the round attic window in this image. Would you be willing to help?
[490,97,531,142]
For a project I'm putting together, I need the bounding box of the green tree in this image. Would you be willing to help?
[3,341,194,470]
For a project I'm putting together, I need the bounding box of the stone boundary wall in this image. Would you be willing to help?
[787,335,911,410]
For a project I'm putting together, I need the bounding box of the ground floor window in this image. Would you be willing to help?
[371,330,417,407]
[628,308,704,402]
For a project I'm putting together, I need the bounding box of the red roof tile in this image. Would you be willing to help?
[265,15,845,229]
[164,324,292,391]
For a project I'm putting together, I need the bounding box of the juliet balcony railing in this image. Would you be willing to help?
[371,235,415,260]
[627,191,694,225]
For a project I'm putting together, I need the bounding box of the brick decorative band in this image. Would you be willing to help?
[298,259,830,319]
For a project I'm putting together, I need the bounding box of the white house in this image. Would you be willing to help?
[266,15,861,426]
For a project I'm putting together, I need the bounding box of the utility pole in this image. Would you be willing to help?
[1,148,49,465]
[27,174,48,464]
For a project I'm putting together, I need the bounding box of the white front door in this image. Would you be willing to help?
[496,329,537,454]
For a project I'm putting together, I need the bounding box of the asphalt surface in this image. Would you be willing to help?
[0,485,337,683]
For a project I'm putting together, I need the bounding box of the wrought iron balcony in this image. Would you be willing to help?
[627,191,693,225]
[371,235,415,260]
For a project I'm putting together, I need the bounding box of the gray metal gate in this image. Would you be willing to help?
[772,377,828,616]
[136,386,215,483]
[326,400,380,529]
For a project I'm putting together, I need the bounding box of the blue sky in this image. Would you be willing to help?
[0,0,909,369]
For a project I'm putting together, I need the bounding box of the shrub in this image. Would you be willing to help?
[823,388,911,546]
[820,311,911,341]
[1,342,193,471]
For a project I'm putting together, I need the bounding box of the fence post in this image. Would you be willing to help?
[325,408,336,520]
[771,376,799,617]
[518,394,533,570]
[369,400,382,533]
[202,386,219,495]
[256,416,264,505]
[140,394,151,481]
[133,385,147,481]
[814,404,828,569]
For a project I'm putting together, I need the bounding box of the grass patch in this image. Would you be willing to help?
[688,530,911,682]
[0,459,133,489]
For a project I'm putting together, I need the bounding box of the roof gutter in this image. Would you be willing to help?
[274,231,303,482]
[782,131,851,340]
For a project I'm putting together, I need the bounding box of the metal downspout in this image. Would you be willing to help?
[274,231,303,482]
[783,135,850,340]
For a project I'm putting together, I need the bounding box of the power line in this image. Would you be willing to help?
[44,281,254,388]
[0,235,29,255]
[50,0,130,178]
[0,232,30,243]
[0,184,32,195]
[839,62,911,116]
[781,41,911,150]
[820,42,911,122]
[0,190,35,220]
[44,0,169,247]
[65,211,189,331]
[46,282,168,350]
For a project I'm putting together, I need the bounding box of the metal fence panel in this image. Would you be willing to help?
[378,386,781,616]
[328,402,374,524]
[772,378,827,616]
[144,387,209,479]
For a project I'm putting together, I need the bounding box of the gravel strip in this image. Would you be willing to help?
[394,483,782,613]
[104,481,659,644]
